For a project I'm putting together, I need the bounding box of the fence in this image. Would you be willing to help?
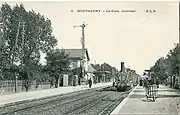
[0,80,51,95]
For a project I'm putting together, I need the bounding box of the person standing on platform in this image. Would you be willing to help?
[140,79,143,86]
[88,78,92,88]
[156,78,159,88]
[143,78,149,97]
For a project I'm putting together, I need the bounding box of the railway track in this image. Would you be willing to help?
[98,90,131,115]
[0,86,132,115]
[0,87,106,115]
[66,92,113,115]
[65,89,131,115]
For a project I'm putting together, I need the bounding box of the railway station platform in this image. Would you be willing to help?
[0,82,112,106]
[111,84,180,115]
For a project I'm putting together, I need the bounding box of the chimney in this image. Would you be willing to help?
[120,62,124,72]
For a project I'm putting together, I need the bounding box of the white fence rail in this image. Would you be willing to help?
[0,80,51,94]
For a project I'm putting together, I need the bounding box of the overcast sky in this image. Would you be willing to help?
[3,1,179,74]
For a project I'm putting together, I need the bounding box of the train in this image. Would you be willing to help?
[113,62,140,92]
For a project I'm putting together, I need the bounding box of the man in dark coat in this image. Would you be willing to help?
[88,78,92,88]
[156,78,159,88]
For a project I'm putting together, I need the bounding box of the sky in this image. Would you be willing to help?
[2,1,179,75]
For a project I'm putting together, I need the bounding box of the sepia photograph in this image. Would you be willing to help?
[0,1,179,115]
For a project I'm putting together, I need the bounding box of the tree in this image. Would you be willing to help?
[0,3,57,91]
[0,3,12,79]
[150,57,169,82]
[91,63,101,71]
[91,63,118,72]
[100,63,112,71]
[168,44,180,76]
[150,43,180,87]
[45,49,70,88]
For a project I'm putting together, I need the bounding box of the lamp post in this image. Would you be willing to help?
[15,72,18,92]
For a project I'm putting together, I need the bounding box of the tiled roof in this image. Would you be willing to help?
[64,49,90,61]
[65,49,83,59]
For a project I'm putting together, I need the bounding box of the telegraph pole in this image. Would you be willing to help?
[13,21,25,93]
[13,21,21,93]
[21,22,25,66]
[0,11,3,49]
[0,12,3,72]
[12,21,21,65]
[73,22,87,79]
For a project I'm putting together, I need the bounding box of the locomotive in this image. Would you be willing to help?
[113,62,140,92]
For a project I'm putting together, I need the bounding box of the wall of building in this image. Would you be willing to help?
[70,60,81,69]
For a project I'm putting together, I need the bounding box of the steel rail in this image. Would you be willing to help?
[66,92,113,115]
[0,87,106,115]
[98,90,131,115]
